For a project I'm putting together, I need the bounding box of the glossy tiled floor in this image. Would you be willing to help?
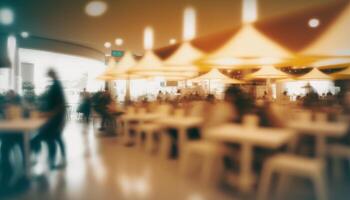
[3,120,350,200]
[3,121,235,200]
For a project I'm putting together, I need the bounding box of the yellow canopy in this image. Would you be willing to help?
[297,68,333,80]
[96,74,117,81]
[130,50,163,72]
[310,58,350,69]
[332,67,350,79]
[202,25,294,68]
[115,51,137,73]
[104,57,118,76]
[163,42,202,73]
[190,68,243,84]
[245,65,289,80]
[130,49,198,79]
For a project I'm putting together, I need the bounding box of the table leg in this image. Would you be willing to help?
[178,127,187,160]
[123,120,130,144]
[316,135,326,158]
[23,131,31,178]
[239,143,254,193]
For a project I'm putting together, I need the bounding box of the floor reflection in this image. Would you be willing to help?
[2,121,233,200]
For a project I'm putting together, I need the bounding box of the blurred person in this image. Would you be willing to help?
[302,86,321,109]
[205,94,216,103]
[256,102,286,128]
[342,90,350,114]
[262,91,268,100]
[279,91,289,105]
[92,89,113,131]
[0,93,5,119]
[5,90,21,106]
[225,86,255,123]
[157,90,164,102]
[78,88,91,123]
[31,69,67,168]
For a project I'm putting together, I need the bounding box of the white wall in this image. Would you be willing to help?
[19,48,106,104]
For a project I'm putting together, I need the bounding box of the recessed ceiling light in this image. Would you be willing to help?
[308,18,320,28]
[85,1,108,17]
[104,42,111,48]
[115,38,123,46]
[0,8,14,25]
[21,31,29,38]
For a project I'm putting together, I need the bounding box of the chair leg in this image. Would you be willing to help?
[180,148,192,176]
[145,131,155,153]
[159,132,171,159]
[275,173,290,200]
[331,157,343,181]
[201,154,222,184]
[312,172,328,200]
[135,129,143,148]
[257,163,274,200]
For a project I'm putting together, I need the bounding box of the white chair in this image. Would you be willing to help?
[136,123,163,152]
[180,141,231,184]
[258,154,328,200]
[137,104,173,151]
[188,101,206,117]
[179,102,235,184]
[292,109,312,122]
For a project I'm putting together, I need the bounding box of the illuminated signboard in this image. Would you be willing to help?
[111,50,124,57]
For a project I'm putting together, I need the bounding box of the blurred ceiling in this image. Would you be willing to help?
[0,0,332,54]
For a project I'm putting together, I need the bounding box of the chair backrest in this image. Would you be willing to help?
[293,109,312,122]
[204,102,234,128]
[156,104,172,116]
[174,108,185,117]
[6,105,22,120]
[137,107,147,114]
[314,112,328,122]
[126,106,136,114]
[188,101,206,117]
[243,114,259,128]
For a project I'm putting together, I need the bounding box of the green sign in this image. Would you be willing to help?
[111,50,124,57]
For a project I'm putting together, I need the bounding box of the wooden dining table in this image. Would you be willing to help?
[0,118,46,178]
[206,123,294,192]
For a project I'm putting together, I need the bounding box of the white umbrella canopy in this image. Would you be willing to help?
[297,67,333,80]
[163,42,203,73]
[190,68,243,84]
[203,25,294,67]
[302,2,350,57]
[245,65,289,80]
